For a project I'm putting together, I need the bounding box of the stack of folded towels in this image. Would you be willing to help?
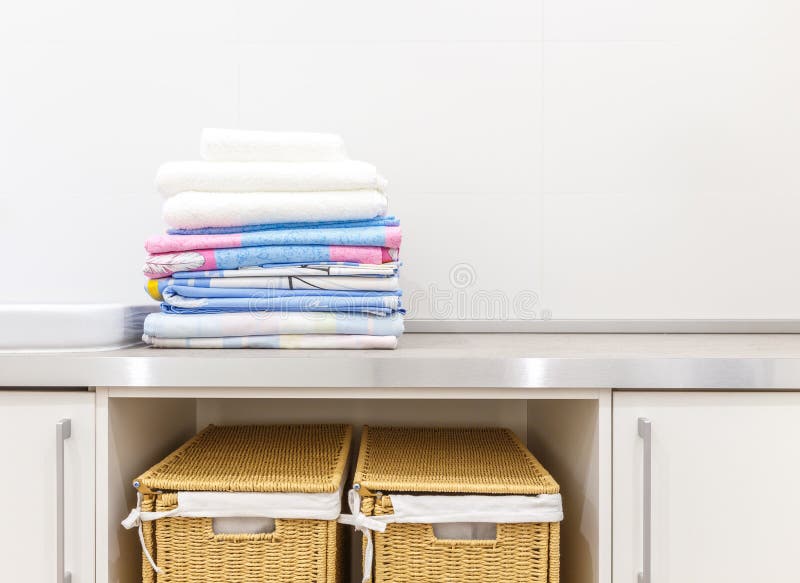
[141,129,404,349]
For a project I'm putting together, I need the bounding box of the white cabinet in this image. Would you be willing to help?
[613,391,800,583]
[0,391,94,583]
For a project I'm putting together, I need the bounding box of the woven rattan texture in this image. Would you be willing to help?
[356,497,558,583]
[354,426,559,494]
[136,424,352,493]
[140,493,343,583]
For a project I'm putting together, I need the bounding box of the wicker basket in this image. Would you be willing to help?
[126,424,352,583]
[350,426,561,583]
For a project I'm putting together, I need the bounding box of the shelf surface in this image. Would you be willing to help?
[2,333,800,389]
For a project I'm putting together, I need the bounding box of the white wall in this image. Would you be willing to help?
[1,1,799,320]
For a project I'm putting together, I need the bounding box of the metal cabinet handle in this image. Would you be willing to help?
[637,418,652,583]
[56,419,72,583]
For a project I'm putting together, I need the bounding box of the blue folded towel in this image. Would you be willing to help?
[160,285,404,316]
[167,216,399,235]
[143,311,405,338]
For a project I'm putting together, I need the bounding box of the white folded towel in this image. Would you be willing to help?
[201,128,348,162]
[156,160,387,197]
[163,190,389,229]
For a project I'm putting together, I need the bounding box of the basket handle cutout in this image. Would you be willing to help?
[432,522,497,541]
[212,517,276,535]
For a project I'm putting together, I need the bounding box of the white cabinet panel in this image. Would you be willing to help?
[613,392,800,583]
[0,391,94,583]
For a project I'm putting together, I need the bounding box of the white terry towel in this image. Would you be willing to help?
[201,128,348,162]
[163,190,388,229]
[156,160,387,197]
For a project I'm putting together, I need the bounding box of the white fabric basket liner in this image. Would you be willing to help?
[171,490,347,535]
[383,493,564,524]
[135,489,343,521]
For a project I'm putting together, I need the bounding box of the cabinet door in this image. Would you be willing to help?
[613,391,800,583]
[0,391,94,583]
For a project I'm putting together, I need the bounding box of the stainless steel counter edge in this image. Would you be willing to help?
[1,333,800,389]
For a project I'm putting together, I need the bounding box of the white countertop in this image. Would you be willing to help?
[2,333,800,389]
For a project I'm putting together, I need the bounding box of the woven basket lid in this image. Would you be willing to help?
[354,426,559,495]
[135,424,352,494]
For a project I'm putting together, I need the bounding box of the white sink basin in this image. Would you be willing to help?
[0,304,159,352]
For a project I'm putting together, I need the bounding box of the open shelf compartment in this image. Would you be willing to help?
[96,388,610,583]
